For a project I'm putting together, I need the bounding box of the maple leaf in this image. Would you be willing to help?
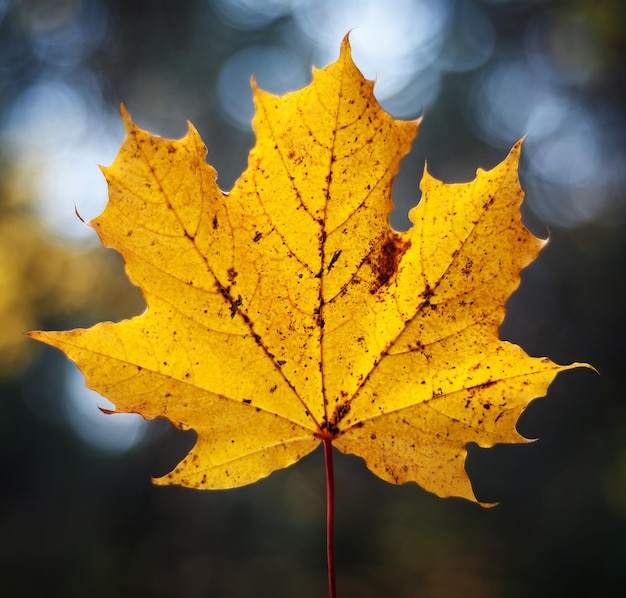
[29,37,587,503]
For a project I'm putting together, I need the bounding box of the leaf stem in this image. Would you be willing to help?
[323,437,336,598]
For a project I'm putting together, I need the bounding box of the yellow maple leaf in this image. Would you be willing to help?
[29,37,587,503]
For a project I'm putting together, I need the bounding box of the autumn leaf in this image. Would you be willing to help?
[29,37,587,503]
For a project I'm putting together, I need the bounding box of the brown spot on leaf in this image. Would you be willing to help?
[369,233,410,293]
[331,401,351,428]
[327,249,342,273]
[421,283,434,302]
[229,294,242,318]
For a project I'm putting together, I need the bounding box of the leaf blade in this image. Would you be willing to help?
[28,37,591,500]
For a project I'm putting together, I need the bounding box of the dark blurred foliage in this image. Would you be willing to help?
[1,0,625,596]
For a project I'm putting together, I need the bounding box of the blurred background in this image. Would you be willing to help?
[1,0,624,596]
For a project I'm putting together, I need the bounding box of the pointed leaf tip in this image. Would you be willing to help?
[120,103,134,132]
[340,32,353,56]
